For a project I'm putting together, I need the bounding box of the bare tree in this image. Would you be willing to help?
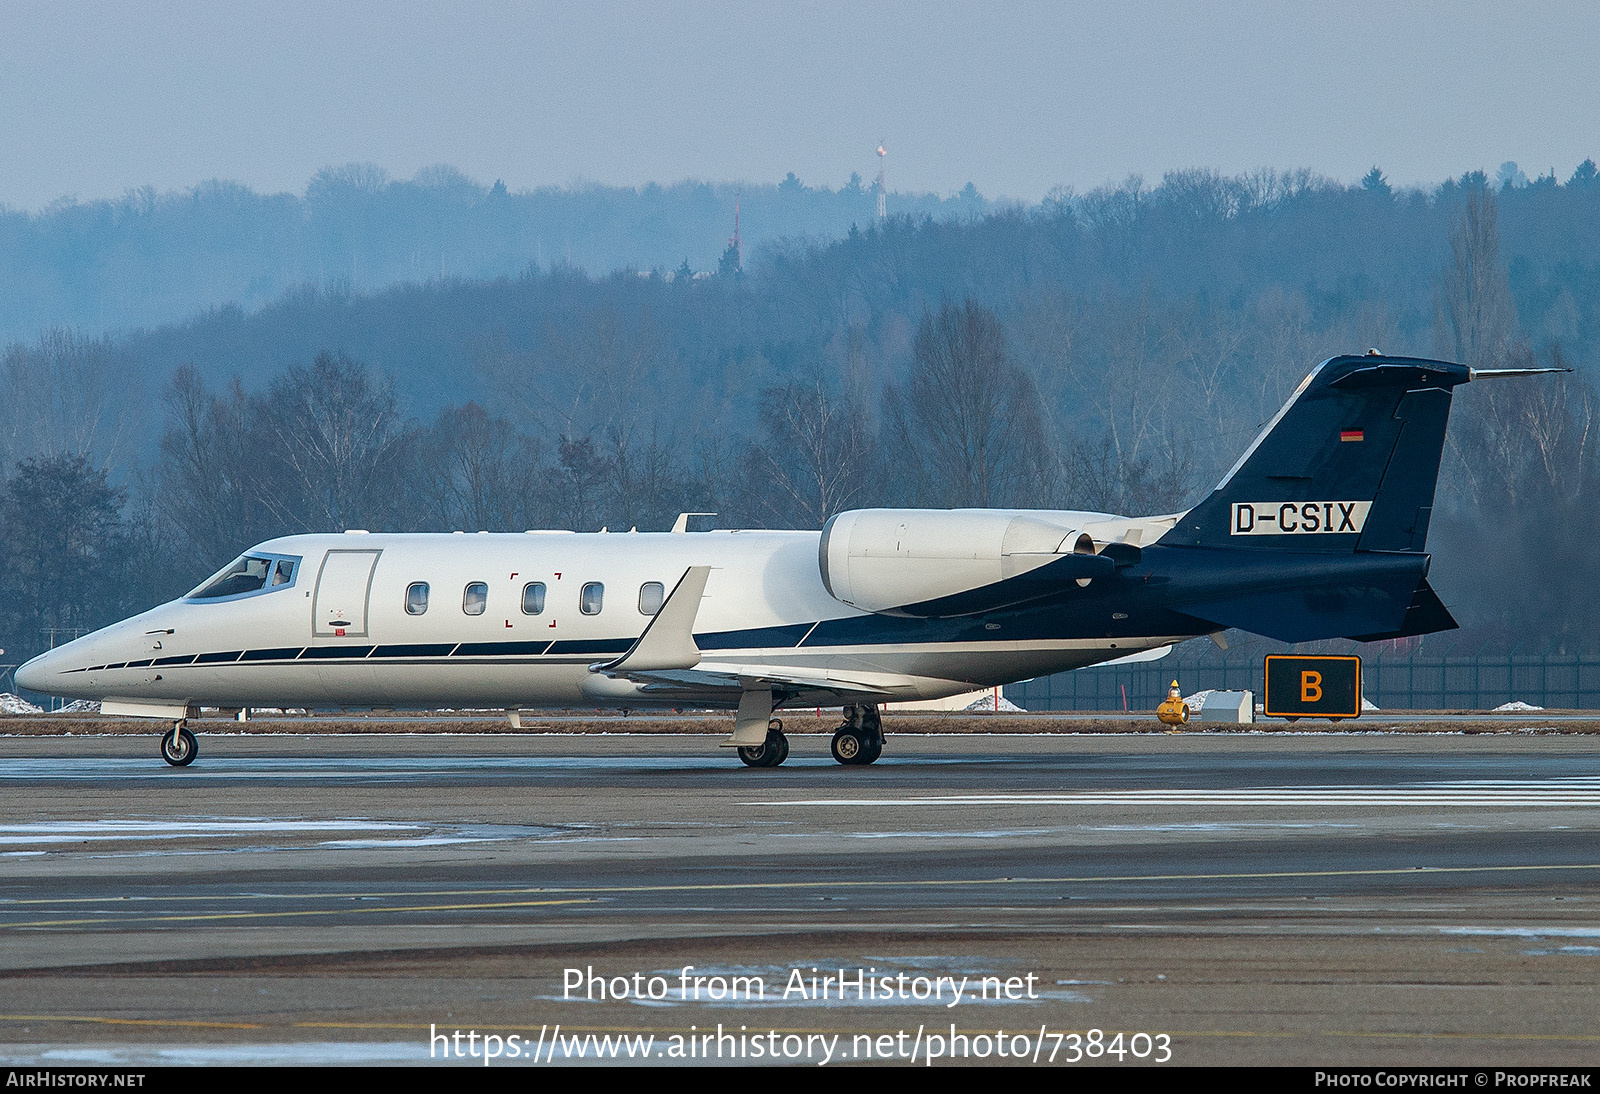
[0,329,143,473]
[1511,345,1598,500]
[1170,299,1249,481]
[157,354,416,560]
[156,366,265,567]
[416,402,547,531]
[605,424,686,531]
[1065,291,1184,471]
[750,376,875,527]
[1450,343,1597,511]
[552,435,611,532]
[882,301,1047,508]
[1431,346,1600,644]
[257,352,414,532]
[1438,186,1516,368]
[1060,430,1195,516]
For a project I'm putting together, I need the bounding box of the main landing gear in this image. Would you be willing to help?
[160,721,198,767]
[831,703,884,766]
[737,718,790,768]
[730,704,886,768]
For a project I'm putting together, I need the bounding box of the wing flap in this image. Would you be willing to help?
[610,661,907,701]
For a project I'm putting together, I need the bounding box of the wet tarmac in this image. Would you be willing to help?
[3,731,1600,1066]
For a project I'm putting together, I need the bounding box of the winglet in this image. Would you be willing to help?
[592,566,710,674]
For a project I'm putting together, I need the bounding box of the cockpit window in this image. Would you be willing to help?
[188,552,303,601]
[192,556,272,599]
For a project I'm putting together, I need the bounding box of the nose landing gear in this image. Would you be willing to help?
[160,721,198,767]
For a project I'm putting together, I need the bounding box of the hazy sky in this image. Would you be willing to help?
[1,1,1596,210]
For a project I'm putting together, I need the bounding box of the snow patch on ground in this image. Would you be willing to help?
[1494,700,1545,712]
[963,693,1025,712]
[0,693,42,714]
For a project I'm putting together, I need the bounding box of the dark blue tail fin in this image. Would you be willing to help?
[1157,353,1567,641]
[1156,353,1476,642]
[1163,354,1471,554]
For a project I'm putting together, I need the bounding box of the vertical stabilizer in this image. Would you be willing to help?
[1161,355,1472,554]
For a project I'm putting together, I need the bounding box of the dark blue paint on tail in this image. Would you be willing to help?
[1163,354,1471,553]
[1150,354,1471,642]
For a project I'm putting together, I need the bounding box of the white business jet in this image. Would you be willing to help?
[15,353,1559,767]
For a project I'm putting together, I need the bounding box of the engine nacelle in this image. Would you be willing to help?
[818,508,1101,615]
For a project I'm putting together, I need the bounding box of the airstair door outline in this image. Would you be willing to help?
[312,549,382,638]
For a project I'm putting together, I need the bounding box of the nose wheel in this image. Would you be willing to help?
[160,722,198,767]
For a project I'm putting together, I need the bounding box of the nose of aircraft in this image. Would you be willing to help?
[14,650,54,693]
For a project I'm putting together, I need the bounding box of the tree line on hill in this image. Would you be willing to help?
[0,165,991,346]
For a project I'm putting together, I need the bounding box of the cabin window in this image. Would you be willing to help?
[463,582,488,615]
[638,582,665,615]
[406,582,430,615]
[521,582,546,614]
[580,582,604,615]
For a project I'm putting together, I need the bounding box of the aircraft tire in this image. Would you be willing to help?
[859,738,882,764]
[830,729,867,765]
[161,726,198,767]
[738,730,787,768]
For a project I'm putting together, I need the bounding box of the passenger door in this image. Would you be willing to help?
[312,549,382,638]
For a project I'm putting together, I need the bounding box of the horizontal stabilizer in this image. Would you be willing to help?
[1173,555,1426,643]
[1347,579,1459,642]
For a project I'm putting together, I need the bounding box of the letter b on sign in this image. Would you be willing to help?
[1265,656,1360,719]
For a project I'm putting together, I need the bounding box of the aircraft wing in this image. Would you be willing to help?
[599,662,907,703]
[588,564,909,703]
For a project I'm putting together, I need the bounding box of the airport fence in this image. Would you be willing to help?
[1005,647,1600,712]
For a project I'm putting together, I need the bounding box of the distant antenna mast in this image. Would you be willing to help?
[729,194,742,269]
[875,143,887,221]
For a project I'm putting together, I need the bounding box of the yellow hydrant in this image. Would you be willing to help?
[1156,680,1190,726]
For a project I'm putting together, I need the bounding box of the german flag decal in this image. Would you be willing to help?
[1340,429,1364,442]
